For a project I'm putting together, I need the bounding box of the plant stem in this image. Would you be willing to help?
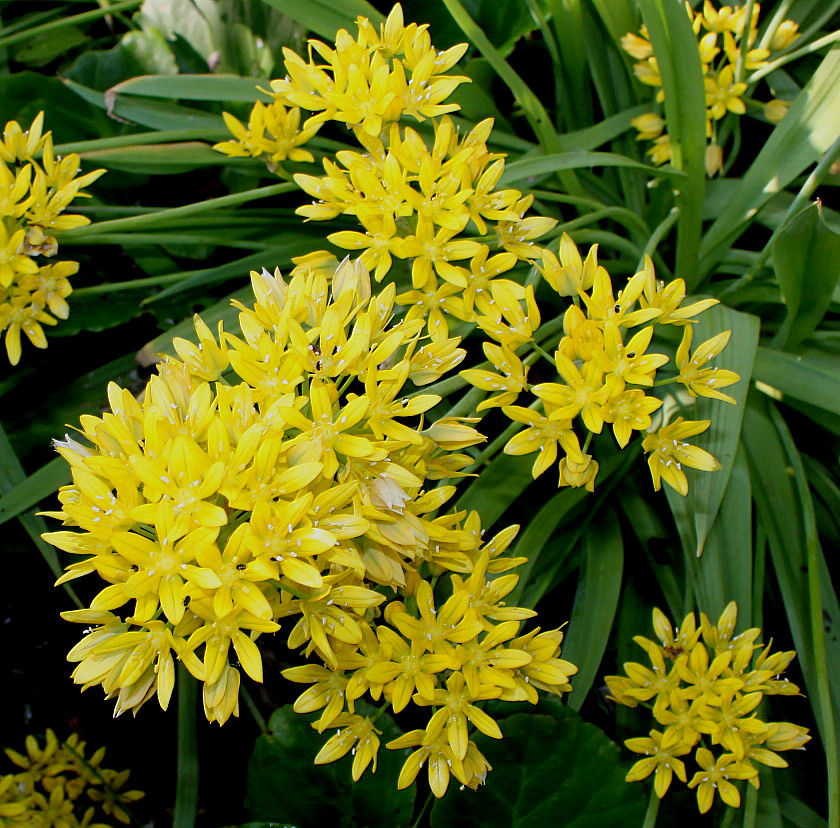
[240,684,268,735]
[642,787,660,828]
[57,182,297,238]
[173,664,199,828]
[638,207,679,271]
[0,0,142,49]
[53,129,232,154]
[743,781,759,828]
[748,30,840,85]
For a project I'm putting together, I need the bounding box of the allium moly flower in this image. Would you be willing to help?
[2,729,144,826]
[642,417,721,496]
[607,603,809,812]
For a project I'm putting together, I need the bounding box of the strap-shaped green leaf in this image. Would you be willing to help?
[773,201,840,349]
[562,508,624,711]
[258,0,383,41]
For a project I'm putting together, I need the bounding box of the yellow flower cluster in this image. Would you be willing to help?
[473,240,740,495]
[0,113,103,364]
[44,256,577,796]
[215,4,739,497]
[213,4,470,173]
[622,1,799,174]
[606,603,810,814]
[0,729,143,826]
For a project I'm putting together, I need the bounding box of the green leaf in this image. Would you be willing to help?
[49,289,142,337]
[505,488,589,607]
[638,0,707,286]
[753,348,840,417]
[0,423,80,607]
[689,445,753,621]
[772,201,840,349]
[742,393,840,760]
[137,285,254,364]
[430,710,646,827]
[563,509,624,711]
[77,141,245,174]
[699,46,840,280]
[108,74,272,103]
[247,703,413,827]
[258,0,384,41]
[12,25,88,67]
[453,453,535,529]
[499,151,687,187]
[63,77,225,132]
[0,458,71,529]
[665,304,759,557]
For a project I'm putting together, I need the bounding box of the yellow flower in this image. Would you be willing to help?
[625,729,691,797]
[387,728,466,798]
[705,65,747,120]
[687,748,757,812]
[675,326,741,403]
[621,31,654,60]
[503,405,585,478]
[602,389,663,448]
[631,112,666,141]
[764,98,791,123]
[642,417,721,495]
[214,101,320,166]
[0,112,48,163]
[461,341,529,411]
[314,714,381,780]
[770,20,800,51]
[0,294,56,365]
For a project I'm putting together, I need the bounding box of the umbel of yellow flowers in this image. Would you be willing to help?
[215,3,740,497]
[46,3,741,799]
[606,603,810,814]
[623,1,799,175]
[1,729,144,825]
[45,258,578,797]
[0,114,104,364]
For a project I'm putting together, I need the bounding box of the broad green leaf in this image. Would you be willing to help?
[0,458,71,529]
[753,348,840,417]
[247,703,413,826]
[142,237,320,305]
[499,151,687,187]
[0,423,80,607]
[77,141,250,174]
[699,46,840,281]
[258,0,384,41]
[742,394,840,760]
[430,710,646,827]
[63,77,225,131]
[772,201,840,349]
[639,0,706,285]
[64,29,179,92]
[48,289,143,337]
[689,445,752,621]
[137,285,253,364]
[108,74,272,102]
[554,106,650,152]
[778,791,829,828]
[617,491,684,618]
[506,488,589,607]
[563,509,624,711]
[665,304,759,556]
[12,25,88,67]
[453,453,534,529]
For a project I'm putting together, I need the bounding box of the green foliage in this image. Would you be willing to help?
[2,0,839,825]
[247,705,414,827]
[430,708,647,827]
